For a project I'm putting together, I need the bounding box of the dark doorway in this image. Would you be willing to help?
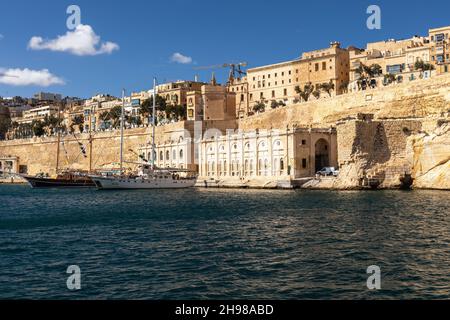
[315,139,330,173]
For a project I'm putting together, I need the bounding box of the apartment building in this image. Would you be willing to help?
[157,80,207,107]
[429,26,450,74]
[18,105,60,124]
[229,42,350,116]
[349,25,450,87]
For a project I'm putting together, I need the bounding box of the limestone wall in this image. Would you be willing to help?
[407,120,450,190]
[239,73,450,130]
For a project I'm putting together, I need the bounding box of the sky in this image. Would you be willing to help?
[0,0,449,99]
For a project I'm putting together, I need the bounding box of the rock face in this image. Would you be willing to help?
[408,121,450,190]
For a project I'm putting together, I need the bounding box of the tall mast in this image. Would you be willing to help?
[55,104,61,174]
[89,105,93,173]
[152,78,156,170]
[120,89,125,174]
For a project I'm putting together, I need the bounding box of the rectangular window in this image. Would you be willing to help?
[284,89,287,96]
[302,158,307,169]
[272,90,275,98]
[315,63,319,71]
[322,62,326,70]
[386,64,403,74]
[301,140,307,145]
[435,33,445,42]
[250,94,253,101]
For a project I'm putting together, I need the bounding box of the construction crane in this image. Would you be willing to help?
[194,62,248,85]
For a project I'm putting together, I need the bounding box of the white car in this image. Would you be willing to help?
[317,167,339,177]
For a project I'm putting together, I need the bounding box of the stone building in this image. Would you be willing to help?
[228,42,350,116]
[429,26,450,74]
[186,82,237,122]
[157,80,207,107]
[198,127,337,186]
[17,105,60,124]
[348,25,450,89]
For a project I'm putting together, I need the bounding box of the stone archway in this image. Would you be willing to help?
[315,138,330,173]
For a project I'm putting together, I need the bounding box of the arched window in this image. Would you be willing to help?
[179,149,184,159]
[258,159,263,176]
[250,159,254,176]
[173,150,176,161]
[166,150,170,161]
[223,160,227,175]
[147,152,151,161]
[280,158,285,172]
[264,159,269,176]
[160,151,164,161]
[244,160,249,176]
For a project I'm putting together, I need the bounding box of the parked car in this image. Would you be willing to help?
[316,167,339,177]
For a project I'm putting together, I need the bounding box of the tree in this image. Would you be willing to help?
[140,95,167,122]
[295,82,315,102]
[312,90,321,100]
[72,115,84,133]
[0,117,11,140]
[320,81,335,97]
[270,100,279,109]
[356,63,382,80]
[383,73,396,85]
[415,60,435,71]
[32,120,45,137]
[109,106,123,128]
[370,64,383,77]
[253,101,266,113]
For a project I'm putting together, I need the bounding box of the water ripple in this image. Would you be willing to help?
[0,186,449,299]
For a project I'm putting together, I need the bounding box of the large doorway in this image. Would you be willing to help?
[315,139,330,173]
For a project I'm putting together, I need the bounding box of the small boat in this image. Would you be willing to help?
[22,171,95,188]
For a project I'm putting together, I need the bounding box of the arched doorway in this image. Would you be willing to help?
[315,139,330,173]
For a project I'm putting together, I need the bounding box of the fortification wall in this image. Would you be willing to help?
[239,73,450,130]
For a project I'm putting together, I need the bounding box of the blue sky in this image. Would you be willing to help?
[0,0,449,98]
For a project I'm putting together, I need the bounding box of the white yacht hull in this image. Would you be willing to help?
[90,176,197,190]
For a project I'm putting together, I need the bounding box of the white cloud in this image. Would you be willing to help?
[170,52,193,64]
[0,68,65,86]
[28,24,119,56]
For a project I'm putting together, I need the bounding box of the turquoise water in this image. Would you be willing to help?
[0,185,449,299]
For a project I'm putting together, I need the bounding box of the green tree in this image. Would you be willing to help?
[295,82,315,102]
[253,101,266,113]
[72,115,84,133]
[140,95,167,122]
[384,73,396,85]
[320,81,335,97]
[32,120,45,137]
[415,60,435,71]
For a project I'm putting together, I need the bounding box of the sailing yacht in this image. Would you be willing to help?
[89,79,197,190]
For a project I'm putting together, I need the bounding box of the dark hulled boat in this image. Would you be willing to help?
[22,172,95,188]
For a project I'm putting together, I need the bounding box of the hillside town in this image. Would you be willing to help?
[1,25,449,140]
[1,24,449,190]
